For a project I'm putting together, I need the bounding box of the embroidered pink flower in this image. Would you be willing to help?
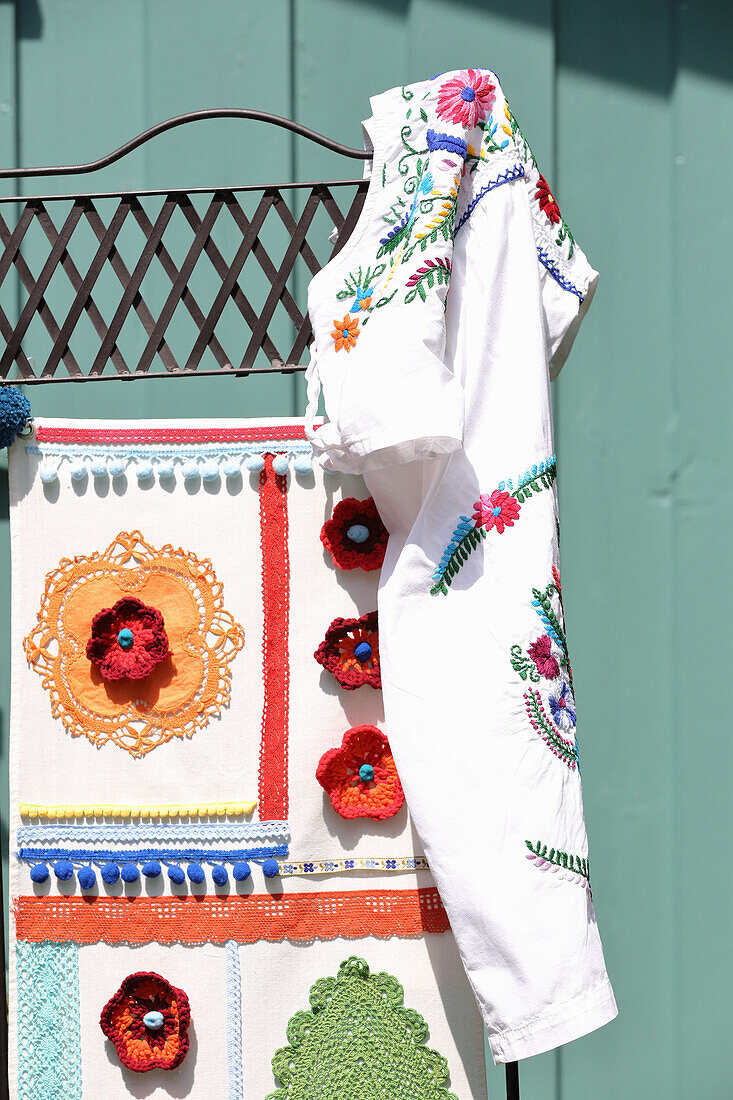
[528,635,560,680]
[436,69,496,129]
[472,489,521,534]
[86,597,171,682]
[535,174,561,225]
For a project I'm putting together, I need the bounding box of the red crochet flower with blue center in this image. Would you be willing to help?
[86,596,171,682]
[317,724,404,820]
[314,611,380,690]
[100,971,190,1072]
[320,497,388,572]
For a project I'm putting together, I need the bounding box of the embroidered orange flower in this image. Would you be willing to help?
[317,725,404,820]
[314,612,380,690]
[331,314,359,352]
[100,972,190,1072]
[24,531,245,756]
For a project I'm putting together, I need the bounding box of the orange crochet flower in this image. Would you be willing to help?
[100,972,190,1073]
[331,314,359,352]
[24,531,245,756]
[317,725,404,820]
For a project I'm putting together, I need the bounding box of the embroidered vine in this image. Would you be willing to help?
[525,839,590,890]
[404,258,452,304]
[430,456,557,595]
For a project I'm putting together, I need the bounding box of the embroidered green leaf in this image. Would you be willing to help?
[420,108,428,122]
[404,258,452,304]
[510,644,540,683]
[525,839,589,885]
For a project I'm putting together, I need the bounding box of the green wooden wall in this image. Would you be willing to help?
[1,2,731,1096]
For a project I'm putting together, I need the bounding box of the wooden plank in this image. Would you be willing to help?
[668,3,733,1096]
[554,2,676,1097]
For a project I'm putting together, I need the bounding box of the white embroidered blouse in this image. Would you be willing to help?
[304,69,617,1063]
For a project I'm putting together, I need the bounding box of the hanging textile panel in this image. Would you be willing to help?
[7,419,487,1100]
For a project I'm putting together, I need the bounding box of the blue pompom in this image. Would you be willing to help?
[53,859,74,881]
[70,461,87,482]
[293,453,313,475]
[272,454,290,476]
[187,862,206,884]
[262,858,280,878]
[77,866,96,890]
[245,454,265,473]
[158,461,175,479]
[0,386,32,449]
[222,459,241,478]
[108,458,126,478]
[101,862,120,885]
[30,863,49,884]
[39,461,58,484]
[142,860,161,878]
[120,862,140,883]
[202,461,220,483]
[182,460,200,481]
[168,865,186,885]
[232,861,251,882]
[354,641,373,663]
[211,864,228,886]
[90,458,108,478]
[136,461,154,481]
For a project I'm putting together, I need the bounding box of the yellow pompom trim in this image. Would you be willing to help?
[19,800,257,820]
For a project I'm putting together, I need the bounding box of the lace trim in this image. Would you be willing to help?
[14,887,450,945]
[258,454,290,820]
[226,942,244,1100]
[16,942,81,1100]
[34,425,309,444]
[278,856,428,876]
[17,821,289,846]
[18,844,287,865]
[19,799,258,819]
[267,956,458,1100]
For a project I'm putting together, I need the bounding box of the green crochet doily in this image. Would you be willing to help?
[267,956,459,1099]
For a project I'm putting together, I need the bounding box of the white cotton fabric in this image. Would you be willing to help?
[304,70,616,1062]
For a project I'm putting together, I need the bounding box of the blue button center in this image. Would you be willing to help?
[359,763,375,783]
[354,642,373,663]
[143,1010,164,1031]
[492,506,502,516]
[461,86,476,101]
[117,628,134,650]
[346,523,370,544]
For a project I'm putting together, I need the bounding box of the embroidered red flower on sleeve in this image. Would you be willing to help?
[320,497,388,572]
[314,612,381,690]
[100,972,191,1072]
[527,634,561,680]
[472,489,521,533]
[436,68,496,129]
[535,174,562,225]
[86,597,171,682]
[317,725,404,819]
[331,315,359,352]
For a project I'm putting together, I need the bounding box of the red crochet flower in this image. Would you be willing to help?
[100,972,191,1073]
[86,597,171,682]
[314,611,380,690]
[436,68,496,129]
[317,725,404,820]
[528,634,560,680]
[320,497,388,572]
[535,174,561,225]
[472,489,521,534]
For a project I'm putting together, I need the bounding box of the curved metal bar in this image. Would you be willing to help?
[0,108,373,180]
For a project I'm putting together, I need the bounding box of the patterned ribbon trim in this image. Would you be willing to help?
[18,845,287,864]
[34,425,309,444]
[225,942,244,1100]
[14,888,450,944]
[19,800,258,820]
[278,856,428,876]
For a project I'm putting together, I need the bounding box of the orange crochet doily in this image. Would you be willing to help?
[24,531,245,757]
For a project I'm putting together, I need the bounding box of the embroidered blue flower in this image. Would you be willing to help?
[303,862,314,873]
[548,680,577,730]
[416,169,435,195]
[426,128,468,160]
[344,859,355,869]
[349,285,374,313]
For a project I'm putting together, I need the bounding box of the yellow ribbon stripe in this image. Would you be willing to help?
[19,800,258,820]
